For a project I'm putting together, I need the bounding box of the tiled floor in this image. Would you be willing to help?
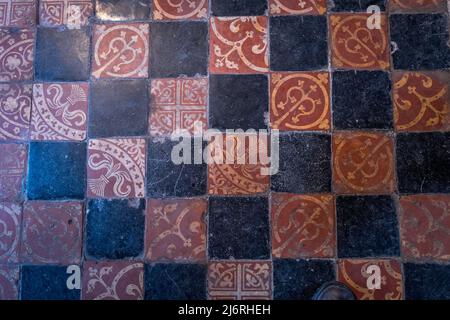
[0,0,449,300]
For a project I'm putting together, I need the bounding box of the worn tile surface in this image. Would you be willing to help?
[153,0,207,20]
[0,143,27,200]
[0,202,21,263]
[0,266,19,300]
[0,83,32,141]
[39,0,93,27]
[95,0,150,21]
[0,0,36,27]
[269,0,326,15]
[0,29,34,81]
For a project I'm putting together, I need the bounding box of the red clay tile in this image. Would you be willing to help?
[390,0,447,12]
[0,202,21,263]
[393,71,449,132]
[0,143,26,200]
[0,29,34,81]
[269,0,326,15]
[87,138,146,198]
[0,266,19,299]
[333,132,395,194]
[338,259,403,300]
[20,201,83,264]
[83,261,144,300]
[146,199,207,262]
[270,72,331,131]
[39,0,93,27]
[400,195,450,261]
[210,17,269,74]
[0,0,36,27]
[0,84,32,141]
[208,261,272,300]
[330,13,390,70]
[92,23,149,79]
[153,0,207,20]
[271,193,335,258]
[31,83,88,141]
[150,78,207,137]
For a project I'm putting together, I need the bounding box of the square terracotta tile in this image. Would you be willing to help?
[87,138,146,198]
[0,143,27,200]
[146,199,207,262]
[330,13,390,70]
[208,261,272,300]
[390,0,447,12]
[39,0,93,27]
[271,193,335,258]
[210,16,269,74]
[0,0,36,27]
[20,201,83,264]
[82,261,144,300]
[393,71,449,132]
[0,29,34,81]
[153,0,207,20]
[31,83,88,141]
[333,132,395,194]
[0,202,21,263]
[270,72,331,131]
[400,195,450,261]
[269,0,326,15]
[0,266,19,300]
[92,23,149,79]
[338,259,403,300]
[0,84,32,141]
[150,78,207,138]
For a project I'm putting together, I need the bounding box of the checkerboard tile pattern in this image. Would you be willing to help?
[0,0,449,301]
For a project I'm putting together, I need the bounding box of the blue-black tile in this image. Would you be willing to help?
[85,199,145,259]
[270,16,328,71]
[150,21,208,78]
[271,132,331,193]
[208,196,270,260]
[332,71,393,130]
[390,14,450,70]
[144,263,207,300]
[27,142,86,200]
[35,28,90,81]
[96,0,151,20]
[337,196,400,258]
[209,74,268,131]
[89,80,149,138]
[211,0,267,16]
[404,263,450,300]
[330,0,386,12]
[397,133,450,194]
[21,265,80,300]
[273,259,335,300]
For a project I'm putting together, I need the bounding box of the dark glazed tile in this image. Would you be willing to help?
[273,259,335,300]
[404,263,450,300]
[35,28,90,81]
[330,0,386,12]
[336,196,400,258]
[144,263,207,300]
[270,16,328,71]
[146,139,207,197]
[95,0,151,20]
[208,197,270,260]
[396,133,450,194]
[211,0,267,16]
[332,71,393,130]
[89,80,148,138]
[86,199,145,259]
[27,142,86,200]
[209,75,268,130]
[271,132,331,193]
[150,21,208,78]
[390,14,450,70]
[21,265,80,300]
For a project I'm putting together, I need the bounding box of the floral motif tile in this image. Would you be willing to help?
[338,259,403,300]
[333,132,395,194]
[393,72,449,132]
[208,261,272,300]
[0,29,34,81]
[82,261,144,300]
[0,143,26,200]
[270,72,330,131]
[153,0,207,20]
[0,0,36,27]
[390,0,447,12]
[0,84,32,141]
[271,193,335,258]
[146,199,207,262]
[87,138,146,198]
[39,0,93,27]
[31,83,88,141]
[20,201,83,264]
[0,202,21,263]
[210,17,269,74]
[400,195,450,261]
[92,23,149,79]
[150,78,207,137]
[0,266,19,300]
[269,0,326,15]
[330,13,390,70]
